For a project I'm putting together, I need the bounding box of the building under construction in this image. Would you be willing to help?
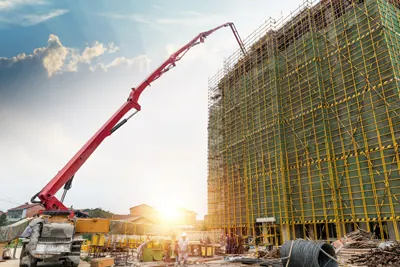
[207,0,400,245]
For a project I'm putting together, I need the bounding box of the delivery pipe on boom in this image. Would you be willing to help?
[31,22,246,213]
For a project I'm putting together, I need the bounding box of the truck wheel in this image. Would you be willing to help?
[63,260,79,267]
[19,245,37,267]
[30,258,37,267]
[19,245,26,267]
[65,240,82,267]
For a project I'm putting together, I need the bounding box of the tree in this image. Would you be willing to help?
[0,213,7,226]
[79,208,114,241]
[84,208,114,218]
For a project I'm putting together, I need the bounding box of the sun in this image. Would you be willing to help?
[156,201,182,224]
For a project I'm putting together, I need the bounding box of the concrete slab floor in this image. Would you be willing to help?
[0,260,242,267]
[0,250,231,267]
[0,248,90,267]
[0,248,362,267]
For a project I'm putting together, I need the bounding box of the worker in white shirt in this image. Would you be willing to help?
[178,232,189,265]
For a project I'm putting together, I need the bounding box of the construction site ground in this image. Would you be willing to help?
[0,247,368,267]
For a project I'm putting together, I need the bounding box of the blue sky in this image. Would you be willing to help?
[0,0,304,218]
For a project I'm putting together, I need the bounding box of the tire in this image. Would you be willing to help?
[19,245,37,267]
[70,240,82,256]
[30,258,37,267]
[63,260,79,267]
[64,240,82,267]
[19,245,26,267]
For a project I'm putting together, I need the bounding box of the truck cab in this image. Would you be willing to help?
[19,215,83,267]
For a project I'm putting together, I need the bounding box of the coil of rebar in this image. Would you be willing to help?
[280,239,338,267]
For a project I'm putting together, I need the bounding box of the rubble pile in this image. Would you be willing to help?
[261,247,280,259]
[333,229,379,249]
[345,229,378,249]
[259,259,283,267]
[224,246,283,267]
[348,242,400,266]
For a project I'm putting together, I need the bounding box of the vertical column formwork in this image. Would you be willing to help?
[207,0,400,245]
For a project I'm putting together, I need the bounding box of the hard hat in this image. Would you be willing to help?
[181,232,187,237]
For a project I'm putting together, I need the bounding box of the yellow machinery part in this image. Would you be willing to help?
[76,218,110,234]
[91,234,105,247]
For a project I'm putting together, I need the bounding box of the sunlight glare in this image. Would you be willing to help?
[156,199,182,224]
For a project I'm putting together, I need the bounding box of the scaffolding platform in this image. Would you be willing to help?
[207,0,400,245]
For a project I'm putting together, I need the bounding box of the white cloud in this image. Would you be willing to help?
[64,49,80,72]
[108,42,119,53]
[65,41,121,72]
[98,13,150,25]
[99,11,226,29]
[157,13,225,27]
[21,9,68,26]
[0,34,128,77]
[0,0,47,11]
[107,55,150,70]
[0,9,68,26]
[42,34,68,77]
[0,0,67,26]
[80,41,107,63]
[65,41,120,72]
[90,55,151,72]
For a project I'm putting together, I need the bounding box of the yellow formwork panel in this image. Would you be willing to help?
[91,234,105,246]
[76,218,110,233]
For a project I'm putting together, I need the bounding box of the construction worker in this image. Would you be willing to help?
[174,239,179,264]
[137,240,147,261]
[178,232,189,265]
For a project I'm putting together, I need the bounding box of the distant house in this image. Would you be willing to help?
[7,203,44,222]
[129,204,161,223]
[112,214,155,224]
[0,210,6,225]
[112,214,132,221]
[177,207,197,225]
[130,204,158,217]
[127,204,197,225]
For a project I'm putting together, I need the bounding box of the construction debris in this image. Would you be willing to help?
[259,247,280,259]
[348,242,400,266]
[224,256,283,267]
[346,229,373,241]
[345,229,379,249]
[259,259,283,267]
[333,229,379,249]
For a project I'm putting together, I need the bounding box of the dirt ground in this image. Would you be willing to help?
[0,248,360,267]
[0,248,90,267]
[0,248,230,267]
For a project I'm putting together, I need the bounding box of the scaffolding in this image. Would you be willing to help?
[207,0,400,245]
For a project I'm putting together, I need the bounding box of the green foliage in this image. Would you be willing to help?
[82,256,91,262]
[82,234,92,240]
[5,239,22,248]
[0,213,7,226]
[83,208,114,218]
[78,208,112,241]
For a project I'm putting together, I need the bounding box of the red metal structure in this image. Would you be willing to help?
[31,22,246,213]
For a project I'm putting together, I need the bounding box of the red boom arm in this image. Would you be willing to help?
[32,22,246,211]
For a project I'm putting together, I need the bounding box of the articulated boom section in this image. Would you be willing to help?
[21,22,245,267]
[30,22,245,213]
